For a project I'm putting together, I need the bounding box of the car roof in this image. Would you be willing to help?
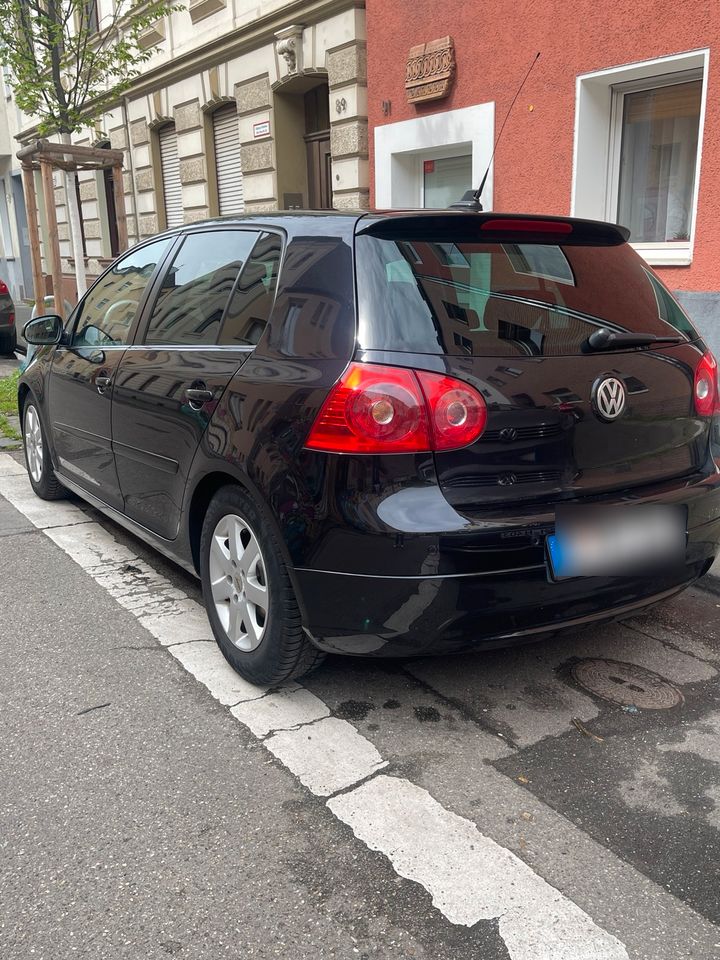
[145,209,629,245]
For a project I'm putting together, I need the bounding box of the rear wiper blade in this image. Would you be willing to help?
[583,328,684,352]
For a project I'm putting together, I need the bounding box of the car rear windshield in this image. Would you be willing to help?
[355,235,698,357]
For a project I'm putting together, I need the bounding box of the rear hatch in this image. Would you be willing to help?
[355,213,713,512]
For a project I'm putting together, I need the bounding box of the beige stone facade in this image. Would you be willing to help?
[13,0,368,289]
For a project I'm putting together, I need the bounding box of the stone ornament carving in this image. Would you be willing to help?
[277,35,297,72]
[275,24,304,76]
[405,36,456,104]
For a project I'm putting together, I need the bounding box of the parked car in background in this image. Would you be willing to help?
[16,211,720,686]
[0,279,15,356]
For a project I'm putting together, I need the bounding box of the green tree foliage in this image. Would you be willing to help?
[0,0,180,135]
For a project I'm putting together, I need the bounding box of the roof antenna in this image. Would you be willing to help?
[450,52,541,212]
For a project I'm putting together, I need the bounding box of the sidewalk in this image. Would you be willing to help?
[1,480,465,960]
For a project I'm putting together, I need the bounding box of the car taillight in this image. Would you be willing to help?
[694,351,720,417]
[0,281,8,295]
[304,362,488,454]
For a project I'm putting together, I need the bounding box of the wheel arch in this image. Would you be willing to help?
[17,382,31,424]
[187,467,310,626]
[187,470,240,574]
[186,469,298,581]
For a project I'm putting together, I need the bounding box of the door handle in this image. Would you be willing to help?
[185,386,214,409]
[96,373,113,395]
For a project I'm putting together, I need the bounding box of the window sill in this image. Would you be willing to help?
[188,0,226,23]
[631,243,692,268]
[138,21,165,49]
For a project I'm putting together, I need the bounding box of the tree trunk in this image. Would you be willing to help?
[60,132,87,301]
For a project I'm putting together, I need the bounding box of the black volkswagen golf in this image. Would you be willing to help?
[19,211,720,684]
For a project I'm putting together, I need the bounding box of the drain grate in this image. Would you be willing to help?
[571,658,683,709]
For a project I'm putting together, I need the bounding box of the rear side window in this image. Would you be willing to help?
[144,229,258,346]
[219,232,282,346]
[356,235,698,357]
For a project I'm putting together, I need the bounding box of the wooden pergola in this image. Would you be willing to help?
[16,139,129,317]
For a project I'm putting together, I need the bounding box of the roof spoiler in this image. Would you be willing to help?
[357,213,630,246]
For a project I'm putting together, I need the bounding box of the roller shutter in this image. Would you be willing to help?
[212,105,244,215]
[159,125,183,228]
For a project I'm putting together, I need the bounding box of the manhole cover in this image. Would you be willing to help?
[571,658,683,709]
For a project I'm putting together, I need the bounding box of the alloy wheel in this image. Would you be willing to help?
[25,405,44,483]
[209,513,269,652]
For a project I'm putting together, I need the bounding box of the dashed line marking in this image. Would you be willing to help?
[0,465,629,960]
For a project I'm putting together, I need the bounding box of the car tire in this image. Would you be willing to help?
[200,484,325,686]
[0,329,16,356]
[22,398,66,501]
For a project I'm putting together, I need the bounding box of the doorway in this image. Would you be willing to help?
[274,76,332,210]
[97,141,119,257]
[304,85,332,209]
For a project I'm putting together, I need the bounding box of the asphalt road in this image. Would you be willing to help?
[2,448,720,960]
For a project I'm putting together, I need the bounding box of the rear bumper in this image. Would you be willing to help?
[296,514,720,657]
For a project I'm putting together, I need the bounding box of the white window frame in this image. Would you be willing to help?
[607,69,703,265]
[572,50,709,268]
[374,103,495,210]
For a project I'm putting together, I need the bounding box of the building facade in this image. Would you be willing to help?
[0,72,33,303]
[10,0,368,302]
[366,0,720,352]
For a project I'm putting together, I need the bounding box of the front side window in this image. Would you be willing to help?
[145,230,259,346]
[615,78,702,244]
[72,238,171,347]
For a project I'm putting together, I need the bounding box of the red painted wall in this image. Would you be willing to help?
[366,0,720,292]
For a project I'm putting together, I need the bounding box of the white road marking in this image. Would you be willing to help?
[266,716,387,796]
[169,639,269,705]
[140,604,215,646]
[0,464,631,959]
[231,686,330,737]
[329,775,629,959]
[0,457,28,477]
[0,474,94,528]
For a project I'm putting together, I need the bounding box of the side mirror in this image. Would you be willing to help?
[23,314,64,346]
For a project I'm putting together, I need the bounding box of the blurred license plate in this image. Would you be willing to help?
[546,505,686,579]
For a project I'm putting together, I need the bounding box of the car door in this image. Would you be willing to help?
[47,237,173,510]
[111,228,282,539]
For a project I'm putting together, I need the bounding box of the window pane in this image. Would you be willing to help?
[423,155,472,209]
[219,232,282,346]
[503,244,575,285]
[145,230,258,346]
[73,238,170,347]
[617,80,702,243]
[356,234,698,358]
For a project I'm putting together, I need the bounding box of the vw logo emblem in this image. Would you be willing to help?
[593,376,626,421]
